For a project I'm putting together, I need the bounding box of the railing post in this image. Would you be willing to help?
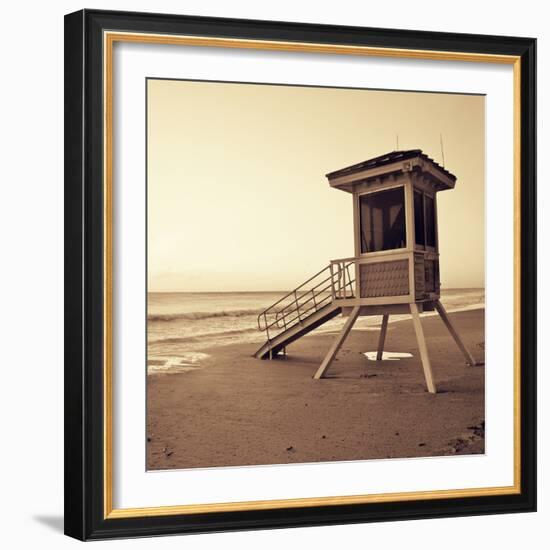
[329,263,336,301]
[294,290,302,323]
[342,263,346,300]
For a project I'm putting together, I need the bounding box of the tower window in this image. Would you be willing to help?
[425,195,436,247]
[414,190,437,249]
[414,190,425,246]
[359,187,406,253]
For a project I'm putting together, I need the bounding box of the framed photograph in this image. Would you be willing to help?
[64,9,536,540]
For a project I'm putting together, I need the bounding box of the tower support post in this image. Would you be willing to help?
[376,314,389,360]
[314,306,361,380]
[410,303,437,393]
[434,300,479,365]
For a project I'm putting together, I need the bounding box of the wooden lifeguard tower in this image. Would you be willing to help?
[255,150,478,393]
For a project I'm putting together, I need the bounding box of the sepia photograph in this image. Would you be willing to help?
[60,7,537,542]
[145,78,486,471]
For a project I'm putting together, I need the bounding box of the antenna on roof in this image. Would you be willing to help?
[440,133,445,167]
[396,134,399,151]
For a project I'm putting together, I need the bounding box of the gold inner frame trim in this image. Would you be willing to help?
[103,30,522,520]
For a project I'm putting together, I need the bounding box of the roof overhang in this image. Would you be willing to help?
[326,150,457,194]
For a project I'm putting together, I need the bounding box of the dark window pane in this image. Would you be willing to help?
[414,190,425,246]
[359,187,406,253]
[424,259,436,292]
[425,195,436,247]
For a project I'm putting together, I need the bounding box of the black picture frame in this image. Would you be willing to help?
[64,9,536,541]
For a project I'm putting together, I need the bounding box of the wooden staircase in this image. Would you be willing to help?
[254,262,354,359]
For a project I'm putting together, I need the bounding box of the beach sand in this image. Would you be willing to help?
[147,308,485,470]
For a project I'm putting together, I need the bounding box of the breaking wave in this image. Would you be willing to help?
[148,326,260,345]
[148,308,264,322]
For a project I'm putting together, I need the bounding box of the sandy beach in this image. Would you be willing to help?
[147,308,485,470]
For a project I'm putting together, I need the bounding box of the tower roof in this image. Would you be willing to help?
[326,149,457,193]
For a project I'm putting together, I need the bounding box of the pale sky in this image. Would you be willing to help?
[147,79,484,292]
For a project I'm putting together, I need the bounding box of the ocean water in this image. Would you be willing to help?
[147,288,484,373]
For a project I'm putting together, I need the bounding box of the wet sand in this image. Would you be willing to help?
[147,308,485,470]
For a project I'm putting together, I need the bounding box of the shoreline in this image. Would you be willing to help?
[147,308,485,470]
[147,302,486,373]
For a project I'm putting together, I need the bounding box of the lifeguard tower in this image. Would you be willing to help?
[254,150,478,393]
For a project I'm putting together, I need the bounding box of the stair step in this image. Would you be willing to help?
[254,303,341,360]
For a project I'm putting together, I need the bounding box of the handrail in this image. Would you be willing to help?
[257,259,356,342]
[258,264,334,316]
[276,280,333,319]
[330,256,357,264]
[258,268,340,330]
[259,277,353,335]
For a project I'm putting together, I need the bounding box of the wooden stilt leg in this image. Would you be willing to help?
[314,306,360,380]
[410,303,437,394]
[376,314,389,361]
[434,300,478,366]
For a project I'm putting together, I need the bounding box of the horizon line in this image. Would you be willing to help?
[147,286,485,294]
